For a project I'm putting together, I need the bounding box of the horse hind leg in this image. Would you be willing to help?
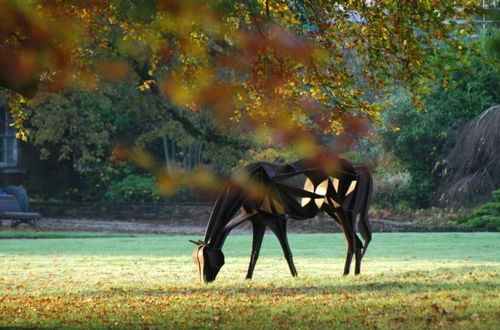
[323,206,356,276]
[344,250,354,276]
[347,212,364,275]
[348,211,365,275]
[354,239,363,275]
[246,221,266,279]
[345,239,364,275]
[341,210,361,276]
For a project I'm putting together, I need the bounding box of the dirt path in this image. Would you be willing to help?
[1,218,207,235]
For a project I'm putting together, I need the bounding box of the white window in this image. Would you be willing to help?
[0,109,18,166]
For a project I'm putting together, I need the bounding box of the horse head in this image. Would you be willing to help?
[190,240,225,283]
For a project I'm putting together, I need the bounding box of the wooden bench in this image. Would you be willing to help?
[0,195,42,227]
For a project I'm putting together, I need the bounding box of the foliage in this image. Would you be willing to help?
[437,106,500,206]
[340,140,412,209]
[79,163,137,199]
[23,84,153,200]
[368,206,468,228]
[1,0,481,144]
[459,215,500,231]
[455,189,500,231]
[0,233,498,328]
[372,171,412,209]
[28,89,116,165]
[484,29,500,71]
[104,174,161,202]
[382,34,500,207]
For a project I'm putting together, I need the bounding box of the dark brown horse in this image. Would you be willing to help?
[191,156,373,283]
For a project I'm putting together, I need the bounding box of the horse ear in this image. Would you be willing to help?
[189,240,205,246]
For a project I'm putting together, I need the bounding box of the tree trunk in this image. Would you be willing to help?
[162,135,171,173]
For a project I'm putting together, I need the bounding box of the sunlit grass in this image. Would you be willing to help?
[0,231,135,239]
[0,233,498,328]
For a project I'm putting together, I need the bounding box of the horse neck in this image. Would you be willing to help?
[204,229,231,250]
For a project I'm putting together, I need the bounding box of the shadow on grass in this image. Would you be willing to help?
[78,265,498,298]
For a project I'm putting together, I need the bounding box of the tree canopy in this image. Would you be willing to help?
[1,0,481,142]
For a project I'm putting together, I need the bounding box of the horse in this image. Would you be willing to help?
[191,155,373,283]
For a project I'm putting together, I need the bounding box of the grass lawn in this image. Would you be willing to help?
[0,232,498,329]
[0,231,135,239]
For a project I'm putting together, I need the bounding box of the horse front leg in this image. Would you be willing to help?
[246,221,266,279]
[263,215,298,277]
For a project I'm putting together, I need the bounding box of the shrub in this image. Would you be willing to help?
[105,175,161,202]
[436,106,500,206]
[372,171,412,208]
[456,189,500,231]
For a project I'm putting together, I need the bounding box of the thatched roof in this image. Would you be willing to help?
[437,105,500,206]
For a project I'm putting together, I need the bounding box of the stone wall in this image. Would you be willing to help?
[30,202,461,232]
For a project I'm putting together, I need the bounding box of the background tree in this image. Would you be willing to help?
[27,79,252,200]
[382,32,500,208]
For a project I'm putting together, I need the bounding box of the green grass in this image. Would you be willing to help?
[0,232,498,329]
[0,231,135,239]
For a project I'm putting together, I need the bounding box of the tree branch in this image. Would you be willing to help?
[128,56,251,150]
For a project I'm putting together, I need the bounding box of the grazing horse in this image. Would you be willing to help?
[191,156,373,283]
